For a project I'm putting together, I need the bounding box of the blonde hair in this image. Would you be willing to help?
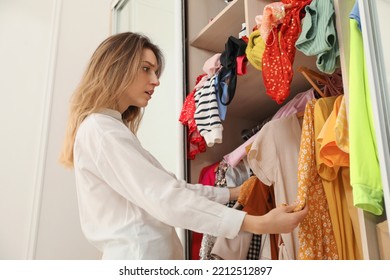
[59,32,164,168]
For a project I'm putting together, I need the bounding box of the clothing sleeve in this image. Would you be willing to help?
[247,123,276,186]
[183,183,230,204]
[141,149,229,204]
[95,129,245,239]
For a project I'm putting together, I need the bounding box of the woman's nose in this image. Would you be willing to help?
[151,73,160,86]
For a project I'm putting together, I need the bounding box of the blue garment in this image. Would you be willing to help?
[215,70,230,120]
[349,1,361,32]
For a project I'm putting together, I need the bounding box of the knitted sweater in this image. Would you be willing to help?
[194,74,223,147]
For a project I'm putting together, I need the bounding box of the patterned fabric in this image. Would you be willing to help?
[295,99,339,260]
[247,235,262,259]
[199,234,217,260]
[198,161,263,260]
[199,160,229,260]
[239,176,278,260]
[191,162,221,260]
[261,0,312,104]
[316,96,362,259]
[194,75,223,147]
[256,2,288,42]
[179,74,207,160]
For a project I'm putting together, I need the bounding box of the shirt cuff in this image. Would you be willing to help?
[217,207,247,239]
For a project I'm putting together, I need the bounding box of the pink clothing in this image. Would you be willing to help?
[272,88,315,120]
[191,162,220,260]
[202,53,222,77]
[194,75,209,90]
[257,2,288,42]
[223,134,256,168]
[198,162,220,186]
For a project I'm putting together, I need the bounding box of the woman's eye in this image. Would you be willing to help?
[142,66,150,72]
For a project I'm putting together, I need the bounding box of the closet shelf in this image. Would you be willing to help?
[230,52,317,121]
[190,0,244,53]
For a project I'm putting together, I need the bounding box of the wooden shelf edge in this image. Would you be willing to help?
[190,0,245,53]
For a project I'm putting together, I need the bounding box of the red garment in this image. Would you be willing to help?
[236,55,247,76]
[179,74,207,159]
[262,0,312,104]
[191,162,220,260]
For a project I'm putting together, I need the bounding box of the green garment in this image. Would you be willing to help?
[349,19,383,215]
[295,0,340,74]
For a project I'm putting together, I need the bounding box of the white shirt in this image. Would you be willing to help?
[73,109,246,259]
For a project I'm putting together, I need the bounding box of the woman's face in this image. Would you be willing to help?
[118,48,160,113]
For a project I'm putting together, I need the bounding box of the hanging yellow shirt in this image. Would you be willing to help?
[316,96,362,259]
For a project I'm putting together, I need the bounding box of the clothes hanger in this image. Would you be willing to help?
[296,110,305,118]
[297,66,327,98]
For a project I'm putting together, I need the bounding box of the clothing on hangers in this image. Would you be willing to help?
[297,66,327,98]
[271,87,315,120]
[241,117,271,141]
[315,96,362,259]
[320,67,344,97]
[223,87,314,169]
[296,111,304,118]
[190,161,221,260]
[247,113,303,259]
[295,99,339,260]
[298,66,344,98]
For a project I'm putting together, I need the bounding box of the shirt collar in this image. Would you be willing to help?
[98,108,122,121]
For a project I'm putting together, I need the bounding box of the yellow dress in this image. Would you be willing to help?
[296,99,339,260]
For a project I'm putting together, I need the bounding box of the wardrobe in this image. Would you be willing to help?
[183,0,390,260]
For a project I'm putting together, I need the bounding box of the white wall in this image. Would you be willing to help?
[0,0,55,260]
[34,0,114,260]
[0,0,112,259]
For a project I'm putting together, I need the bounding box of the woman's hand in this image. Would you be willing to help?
[240,203,309,235]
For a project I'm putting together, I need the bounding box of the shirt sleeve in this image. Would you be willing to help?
[184,183,230,204]
[141,148,230,204]
[95,129,245,239]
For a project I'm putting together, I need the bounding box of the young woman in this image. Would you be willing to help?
[60,32,307,260]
